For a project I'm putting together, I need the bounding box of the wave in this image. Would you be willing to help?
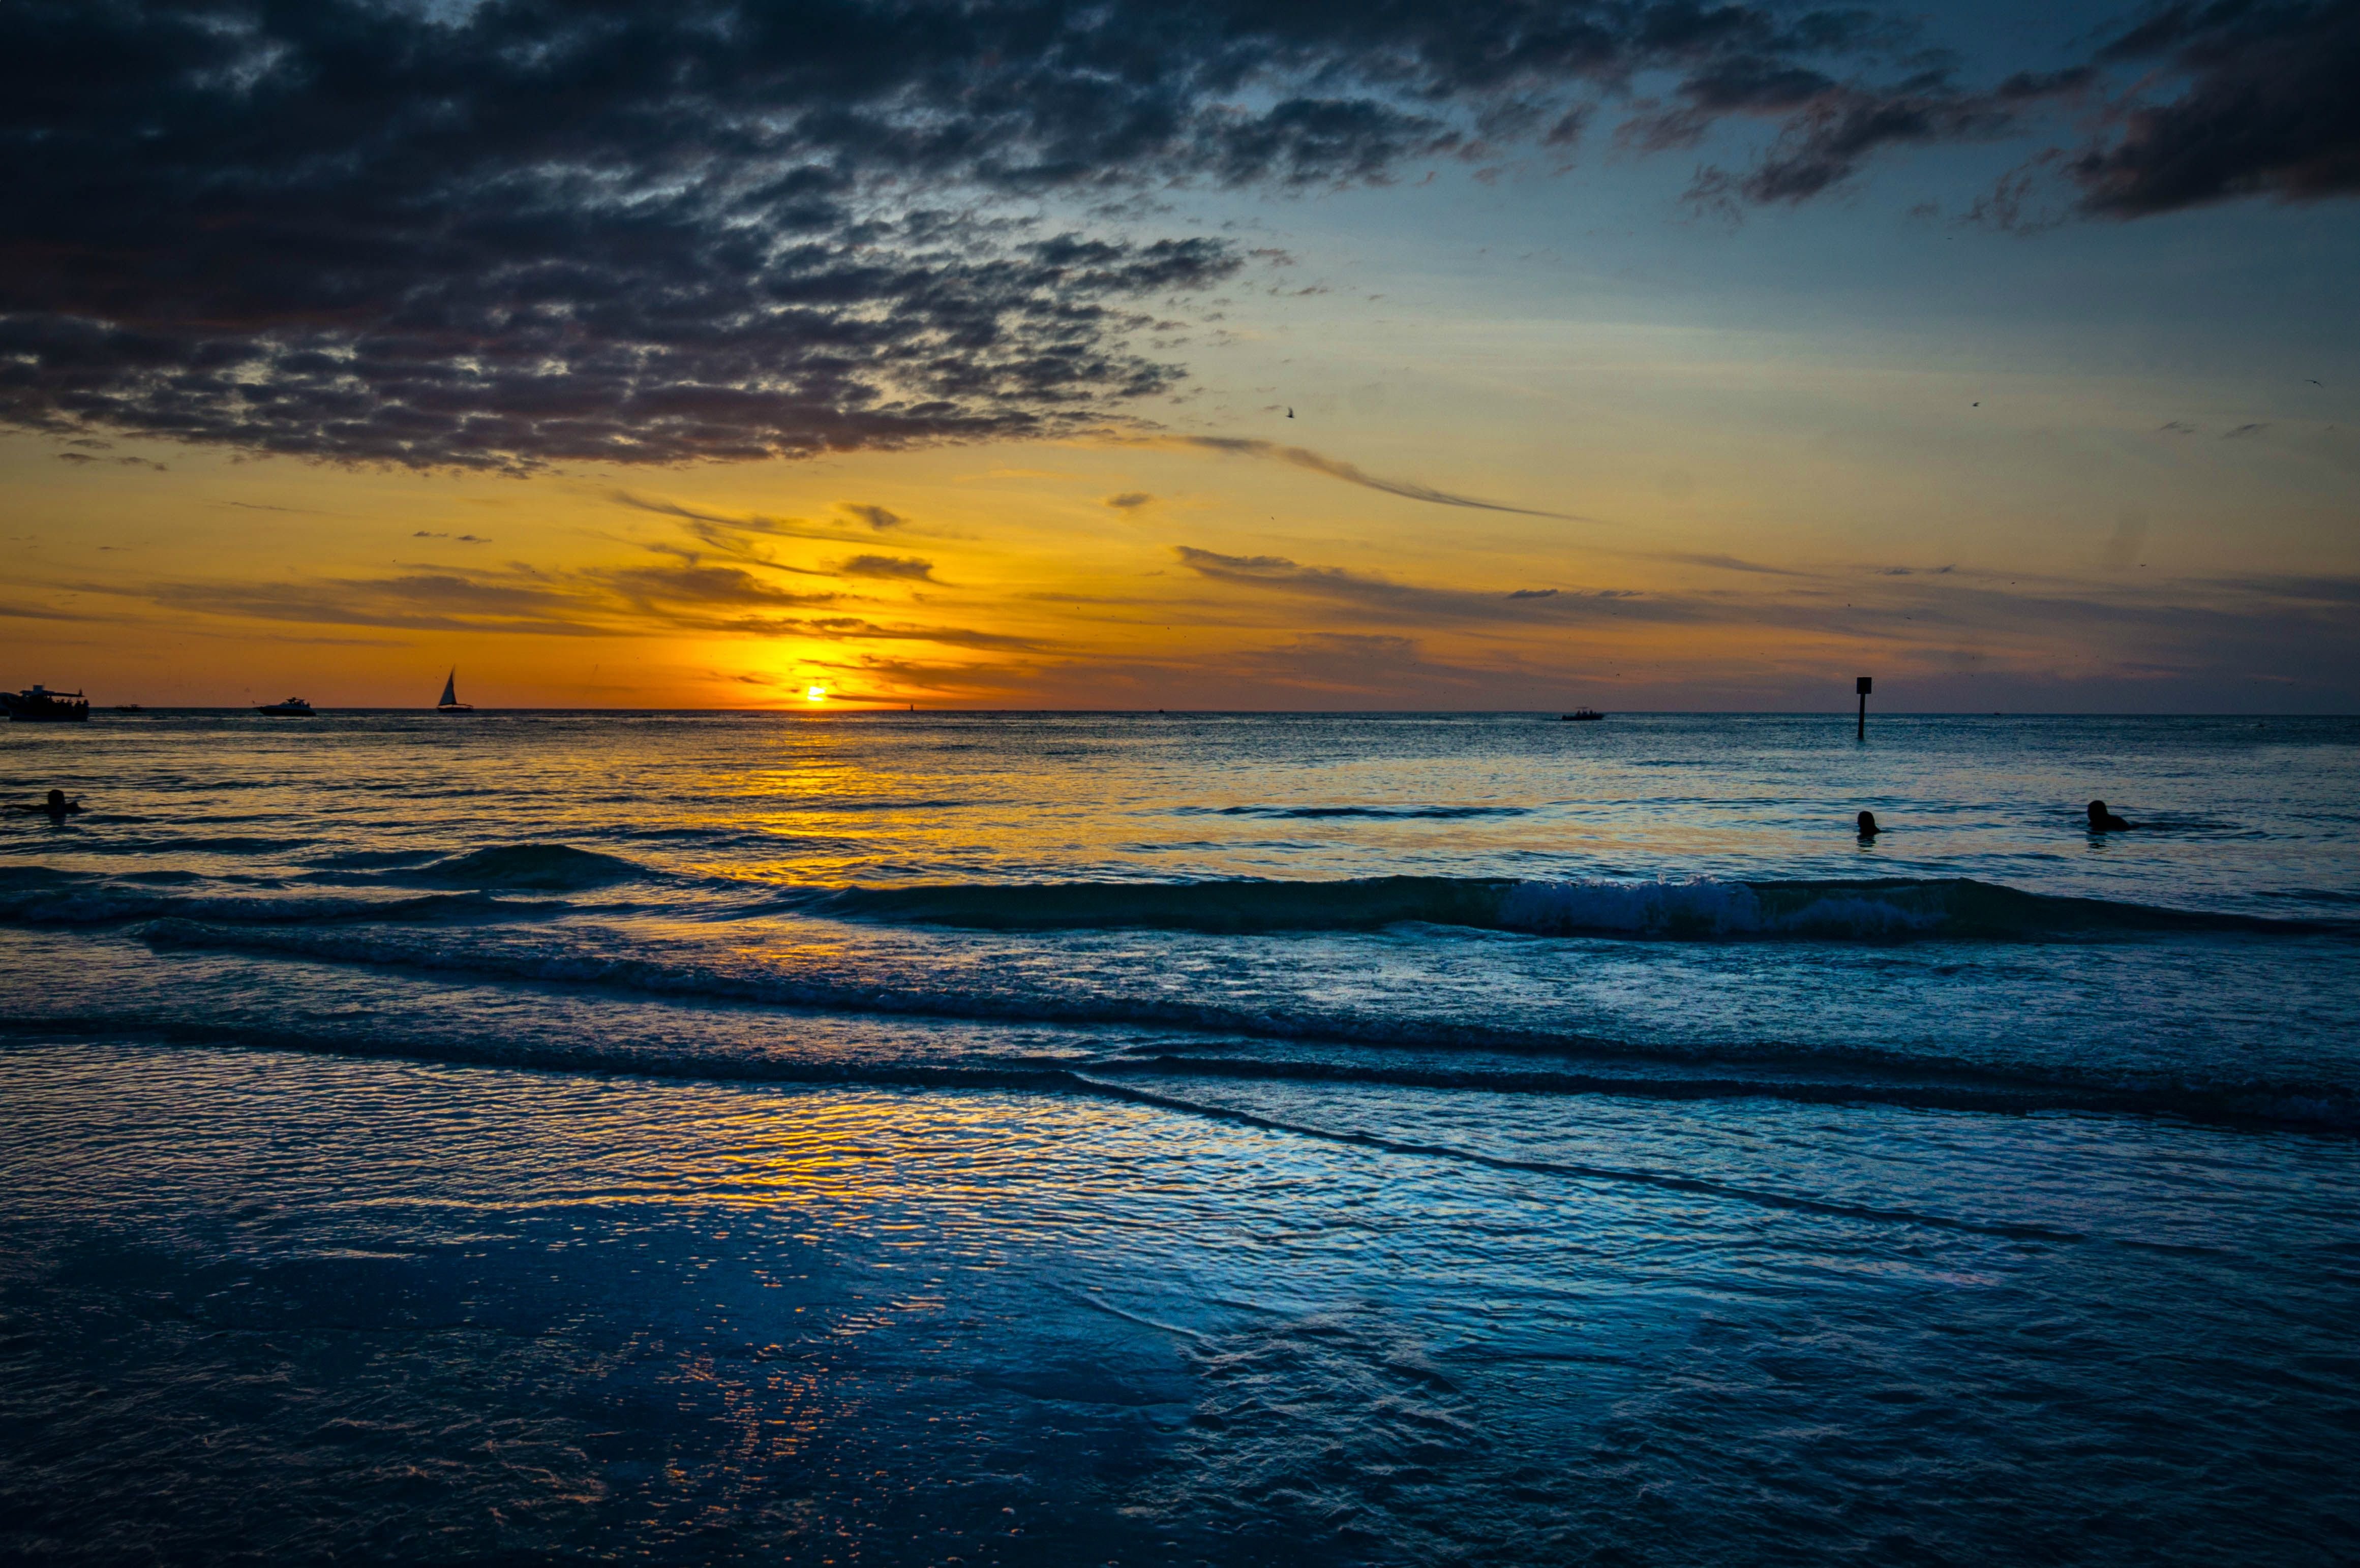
[13,991,2356,1134]
[793,875,2322,941]
[384,844,649,891]
[0,867,587,926]
[303,848,445,870]
[118,918,2360,1127]
[66,834,313,857]
[1176,804,1533,820]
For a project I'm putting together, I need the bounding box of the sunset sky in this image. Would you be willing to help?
[4,0,2355,710]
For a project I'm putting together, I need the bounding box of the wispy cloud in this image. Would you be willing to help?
[1172,546,1679,626]
[1148,438,1588,519]
[1647,551,1806,577]
[610,491,873,547]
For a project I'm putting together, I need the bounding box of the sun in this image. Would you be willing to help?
[805,685,828,703]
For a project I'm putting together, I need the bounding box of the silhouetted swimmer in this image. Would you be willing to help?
[13,789,82,818]
[1856,810,1880,839]
[2086,799,2133,832]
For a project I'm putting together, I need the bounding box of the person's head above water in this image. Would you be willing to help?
[1857,810,1879,836]
[2087,799,2130,830]
[45,789,65,807]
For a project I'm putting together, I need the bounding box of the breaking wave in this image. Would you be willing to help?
[797,875,2320,940]
[385,844,649,891]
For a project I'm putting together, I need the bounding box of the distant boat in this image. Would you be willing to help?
[3,684,90,722]
[256,697,315,717]
[436,669,474,713]
[1561,708,1605,721]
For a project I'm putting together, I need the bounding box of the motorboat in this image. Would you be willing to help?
[436,669,474,713]
[3,685,90,722]
[1561,708,1605,721]
[256,697,316,717]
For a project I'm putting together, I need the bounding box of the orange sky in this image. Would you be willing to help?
[6,207,2355,712]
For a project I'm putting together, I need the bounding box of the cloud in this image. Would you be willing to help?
[1648,551,1804,576]
[593,565,846,610]
[839,504,909,532]
[2070,2,2360,216]
[1173,545,1685,625]
[5,0,2210,474]
[1104,492,1155,511]
[1153,438,1584,518]
[413,531,492,542]
[148,574,613,637]
[610,490,874,550]
[834,554,938,582]
[132,557,1052,656]
[1687,69,2094,209]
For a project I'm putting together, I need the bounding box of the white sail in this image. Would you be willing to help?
[439,669,458,706]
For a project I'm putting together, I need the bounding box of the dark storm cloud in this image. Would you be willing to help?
[0,0,2066,471]
[2071,1,2360,216]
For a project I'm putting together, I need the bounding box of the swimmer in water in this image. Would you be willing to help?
[13,789,82,818]
[2086,799,2132,832]
[1856,810,1879,838]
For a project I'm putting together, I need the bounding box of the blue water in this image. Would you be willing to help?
[3,711,2356,1562]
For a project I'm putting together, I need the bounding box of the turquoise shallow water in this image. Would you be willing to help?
[3,711,2357,1562]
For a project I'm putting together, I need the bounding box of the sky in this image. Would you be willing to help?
[3,0,2356,711]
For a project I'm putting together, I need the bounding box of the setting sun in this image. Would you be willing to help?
[805,686,828,703]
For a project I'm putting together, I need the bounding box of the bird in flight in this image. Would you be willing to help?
[1286,407,1295,418]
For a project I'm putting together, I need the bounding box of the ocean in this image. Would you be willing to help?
[3,710,2356,1564]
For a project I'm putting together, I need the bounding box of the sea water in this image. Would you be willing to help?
[2,711,2355,1563]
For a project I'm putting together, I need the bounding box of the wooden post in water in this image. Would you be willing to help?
[1856,675,1872,741]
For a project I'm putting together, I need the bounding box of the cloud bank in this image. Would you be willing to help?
[0,1,2348,471]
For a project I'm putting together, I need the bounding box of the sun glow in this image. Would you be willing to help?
[805,686,828,703]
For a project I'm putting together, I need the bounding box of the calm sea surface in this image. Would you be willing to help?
[3,711,2356,1563]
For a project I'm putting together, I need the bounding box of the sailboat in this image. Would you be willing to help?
[436,669,474,714]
